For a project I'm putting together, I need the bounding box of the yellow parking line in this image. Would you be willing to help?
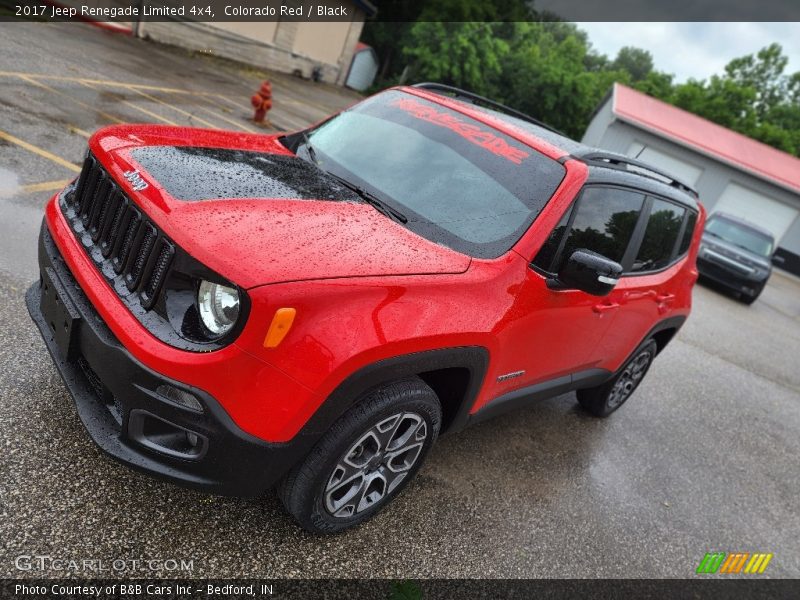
[121,100,180,125]
[9,70,331,134]
[0,130,80,172]
[127,88,221,129]
[17,75,124,125]
[21,179,72,193]
[172,94,257,133]
[207,94,245,109]
[80,81,180,126]
[0,71,223,97]
[197,94,239,113]
[69,126,91,139]
[195,105,257,132]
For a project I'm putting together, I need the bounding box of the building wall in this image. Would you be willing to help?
[334,17,365,86]
[292,22,349,64]
[581,96,615,147]
[137,4,364,85]
[581,115,800,272]
[213,22,279,45]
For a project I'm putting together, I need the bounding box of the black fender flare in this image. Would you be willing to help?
[302,346,489,437]
[268,346,489,483]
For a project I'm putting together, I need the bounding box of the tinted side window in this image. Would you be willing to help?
[631,199,686,272]
[678,211,698,255]
[559,187,645,266]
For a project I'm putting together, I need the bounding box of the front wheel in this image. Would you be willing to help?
[278,377,441,534]
[741,286,764,305]
[577,340,657,417]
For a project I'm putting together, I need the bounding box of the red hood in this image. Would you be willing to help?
[88,125,471,289]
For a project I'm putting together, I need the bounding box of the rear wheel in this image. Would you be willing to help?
[278,377,441,533]
[577,340,657,417]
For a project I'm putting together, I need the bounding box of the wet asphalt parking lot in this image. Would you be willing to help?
[1,22,799,579]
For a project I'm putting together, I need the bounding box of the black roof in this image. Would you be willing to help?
[584,164,698,210]
[470,106,698,209]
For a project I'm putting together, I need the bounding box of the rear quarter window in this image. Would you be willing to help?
[630,198,686,273]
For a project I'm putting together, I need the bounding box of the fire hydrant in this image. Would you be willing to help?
[250,80,273,124]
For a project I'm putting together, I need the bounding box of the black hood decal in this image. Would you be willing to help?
[129,146,361,202]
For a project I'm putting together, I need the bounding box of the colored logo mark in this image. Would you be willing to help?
[696,552,773,574]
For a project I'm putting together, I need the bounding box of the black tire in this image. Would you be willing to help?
[577,340,658,417]
[278,377,441,534]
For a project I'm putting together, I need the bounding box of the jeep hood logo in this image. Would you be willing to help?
[123,169,149,191]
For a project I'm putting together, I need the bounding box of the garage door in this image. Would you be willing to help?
[627,142,704,186]
[713,182,798,243]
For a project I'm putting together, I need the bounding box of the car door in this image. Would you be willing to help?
[496,185,647,389]
[599,196,693,371]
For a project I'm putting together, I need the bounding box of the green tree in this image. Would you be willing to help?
[366,17,800,157]
[724,43,788,119]
[671,76,758,129]
[631,71,675,99]
[393,21,670,139]
[403,22,510,94]
[495,23,636,138]
[666,44,800,156]
[612,46,654,81]
[362,0,535,86]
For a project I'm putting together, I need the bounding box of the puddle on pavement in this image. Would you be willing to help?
[0,166,21,199]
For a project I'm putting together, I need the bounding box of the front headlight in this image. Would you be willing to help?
[198,280,240,336]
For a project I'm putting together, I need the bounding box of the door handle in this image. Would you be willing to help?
[623,290,656,301]
[592,302,620,314]
[655,293,675,303]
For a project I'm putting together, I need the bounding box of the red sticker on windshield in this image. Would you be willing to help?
[392,97,530,165]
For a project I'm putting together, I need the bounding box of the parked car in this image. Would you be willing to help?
[26,83,704,533]
[696,211,775,304]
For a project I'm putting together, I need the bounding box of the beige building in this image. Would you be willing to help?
[67,0,376,86]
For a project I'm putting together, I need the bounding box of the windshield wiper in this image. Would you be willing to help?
[731,241,758,254]
[324,171,408,224]
[301,132,319,166]
[297,135,407,224]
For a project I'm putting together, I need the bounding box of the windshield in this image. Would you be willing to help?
[290,90,565,258]
[705,215,774,256]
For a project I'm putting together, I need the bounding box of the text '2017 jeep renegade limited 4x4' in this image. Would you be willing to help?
[27,83,705,533]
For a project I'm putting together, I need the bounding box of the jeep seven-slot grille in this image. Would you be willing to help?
[65,154,174,310]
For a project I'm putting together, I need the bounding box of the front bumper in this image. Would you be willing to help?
[26,223,304,497]
[696,254,767,296]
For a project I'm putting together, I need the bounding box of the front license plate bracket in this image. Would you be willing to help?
[40,266,81,361]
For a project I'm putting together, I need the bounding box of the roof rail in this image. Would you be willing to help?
[575,150,699,197]
[412,82,565,136]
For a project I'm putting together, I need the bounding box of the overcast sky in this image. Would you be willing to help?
[575,22,800,82]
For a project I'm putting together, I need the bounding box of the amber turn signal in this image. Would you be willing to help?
[263,308,297,348]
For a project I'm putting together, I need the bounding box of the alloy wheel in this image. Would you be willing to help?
[608,349,653,409]
[324,412,428,518]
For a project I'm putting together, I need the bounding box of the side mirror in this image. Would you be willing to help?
[548,249,622,296]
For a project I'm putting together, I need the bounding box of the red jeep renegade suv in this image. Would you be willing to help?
[27,83,704,532]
